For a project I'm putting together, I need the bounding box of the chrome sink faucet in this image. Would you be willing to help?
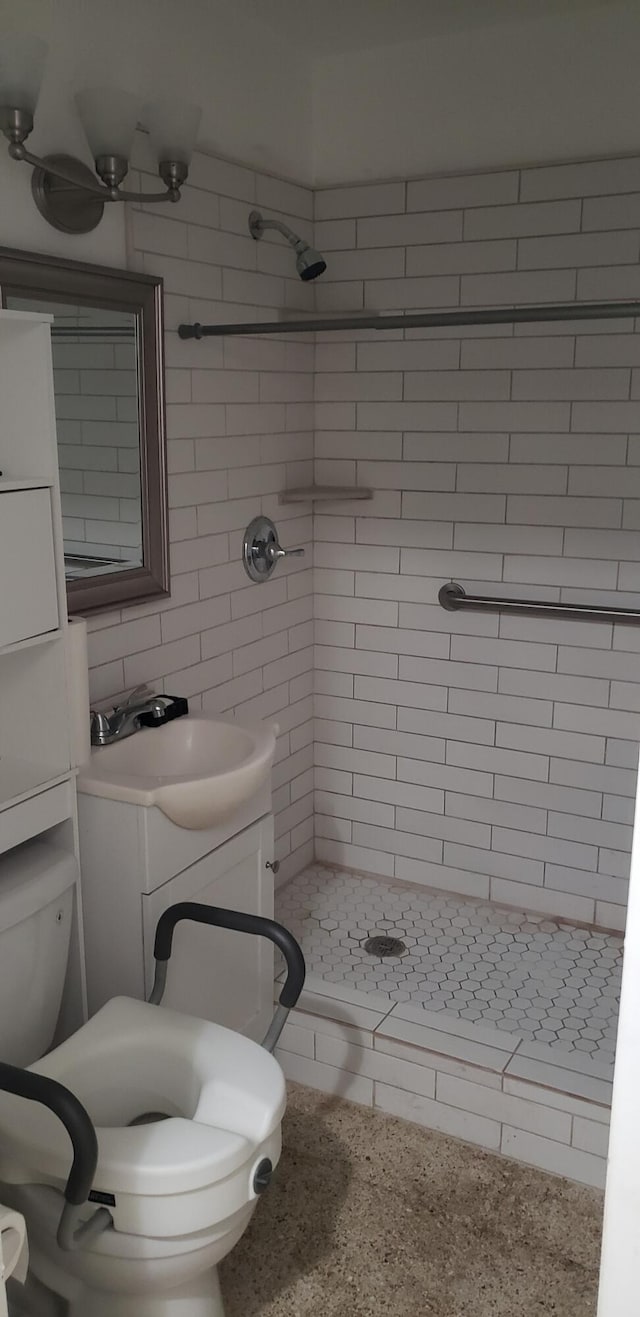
[90,686,168,747]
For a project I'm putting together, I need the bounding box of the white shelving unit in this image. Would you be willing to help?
[0,308,86,1035]
[0,479,55,492]
[0,761,70,809]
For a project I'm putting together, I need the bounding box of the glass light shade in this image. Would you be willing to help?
[143,98,202,166]
[75,86,142,160]
[0,33,47,112]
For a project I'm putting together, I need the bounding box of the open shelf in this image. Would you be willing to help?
[279,486,374,504]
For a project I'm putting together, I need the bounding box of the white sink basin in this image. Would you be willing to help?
[77,715,277,829]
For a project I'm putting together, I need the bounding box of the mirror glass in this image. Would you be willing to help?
[0,248,169,614]
[6,296,143,582]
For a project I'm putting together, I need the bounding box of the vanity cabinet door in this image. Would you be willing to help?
[142,816,275,1042]
[0,489,58,647]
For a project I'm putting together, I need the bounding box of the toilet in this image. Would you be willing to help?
[0,838,295,1316]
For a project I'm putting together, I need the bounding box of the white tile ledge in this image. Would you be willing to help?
[278,978,613,1107]
[275,1014,610,1187]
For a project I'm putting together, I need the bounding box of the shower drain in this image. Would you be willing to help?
[364,934,407,958]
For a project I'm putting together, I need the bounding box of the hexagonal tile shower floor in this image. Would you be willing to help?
[275,865,622,1066]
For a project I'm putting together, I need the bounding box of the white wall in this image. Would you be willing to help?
[4,0,640,243]
[312,3,640,185]
[85,150,315,885]
[312,155,640,931]
[0,0,312,263]
[4,1,640,922]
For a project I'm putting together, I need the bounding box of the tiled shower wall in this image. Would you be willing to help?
[312,156,640,932]
[82,145,640,924]
[86,146,317,882]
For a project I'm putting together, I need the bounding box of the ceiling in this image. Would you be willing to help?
[240,0,620,57]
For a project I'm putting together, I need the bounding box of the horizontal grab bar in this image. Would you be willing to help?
[438,581,640,626]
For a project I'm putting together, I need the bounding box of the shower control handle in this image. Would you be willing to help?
[243,515,305,583]
[265,541,304,563]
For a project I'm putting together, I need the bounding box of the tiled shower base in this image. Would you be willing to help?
[274,865,622,1189]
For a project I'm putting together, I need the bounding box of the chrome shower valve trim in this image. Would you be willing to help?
[242,516,305,583]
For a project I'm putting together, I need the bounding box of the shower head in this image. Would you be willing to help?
[248,209,327,282]
[294,241,327,283]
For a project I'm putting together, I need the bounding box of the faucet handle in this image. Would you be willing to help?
[117,684,152,711]
[90,710,110,746]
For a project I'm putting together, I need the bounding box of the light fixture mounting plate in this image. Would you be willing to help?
[31,154,105,234]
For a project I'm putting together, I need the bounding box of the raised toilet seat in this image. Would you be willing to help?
[0,904,305,1317]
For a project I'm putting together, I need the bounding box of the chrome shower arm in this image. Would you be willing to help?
[248,210,298,246]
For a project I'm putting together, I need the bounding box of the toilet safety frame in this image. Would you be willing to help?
[0,903,305,1253]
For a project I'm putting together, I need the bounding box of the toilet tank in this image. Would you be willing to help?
[0,839,77,1067]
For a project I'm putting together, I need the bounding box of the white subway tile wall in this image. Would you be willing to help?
[86,148,315,882]
[80,147,640,925]
[313,155,640,929]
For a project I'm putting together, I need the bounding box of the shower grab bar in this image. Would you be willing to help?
[439,581,640,626]
[149,902,306,1052]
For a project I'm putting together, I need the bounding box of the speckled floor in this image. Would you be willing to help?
[220,1084,603,1317]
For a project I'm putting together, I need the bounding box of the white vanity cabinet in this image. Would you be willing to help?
[0,310,86,1039]
[142,816,274,1038]
[77,785,276,1042]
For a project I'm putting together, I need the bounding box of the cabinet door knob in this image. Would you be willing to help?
[266,860,280,874]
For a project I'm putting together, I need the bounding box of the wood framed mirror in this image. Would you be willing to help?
[0,246,169,614]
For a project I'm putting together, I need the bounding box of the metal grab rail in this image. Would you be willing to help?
[0,1062,111,1251]
[439,581,640,626]
[149,902,306,1052]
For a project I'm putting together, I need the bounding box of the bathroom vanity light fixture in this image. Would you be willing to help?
[0,34,201,233]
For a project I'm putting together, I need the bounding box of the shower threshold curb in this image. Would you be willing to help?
[273,971,612,1190]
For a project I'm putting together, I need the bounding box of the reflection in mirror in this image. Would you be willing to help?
[0,248,168,615]
[8,297,143,582]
